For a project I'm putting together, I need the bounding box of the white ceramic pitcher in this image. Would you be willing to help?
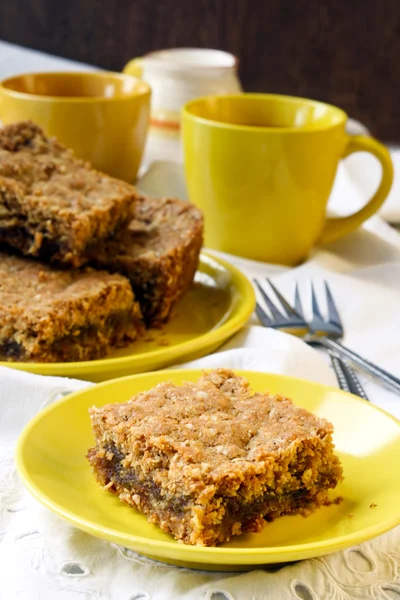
[123,48,242,163]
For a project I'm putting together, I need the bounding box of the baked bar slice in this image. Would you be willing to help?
[87,369,343,546]
[0,121,137,266]
[90,195,203,326]
[0,253,143,362]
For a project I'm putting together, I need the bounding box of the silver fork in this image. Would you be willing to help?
[302,280,400,395]
[254,279,369,399]
[257,277,400,395]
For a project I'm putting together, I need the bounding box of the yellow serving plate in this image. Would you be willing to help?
[1,253,255,382]
[16,369,400,571]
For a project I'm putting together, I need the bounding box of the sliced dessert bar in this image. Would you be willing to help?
[87,369,343,546]
[0,253,143,362]
[90,195,203,326]
[0,121,137,266]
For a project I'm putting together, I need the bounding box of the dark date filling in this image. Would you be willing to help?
[0,339,24,359]
[0,312,140,363]
[88,445,190,517]
[88,444,329,528]
[130,277,166,325]
[0,224,71,264]
[88,258,165,326]
[0,200,129,266]
[0,223,121,266]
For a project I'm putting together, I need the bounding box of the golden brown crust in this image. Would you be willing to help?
[90,195,204,326]
[87,369,343,546]
[0,252,143,362]
[0,121,138,267]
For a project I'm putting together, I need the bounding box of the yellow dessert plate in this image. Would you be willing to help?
[16,369,400,571]
[1,252,255,382]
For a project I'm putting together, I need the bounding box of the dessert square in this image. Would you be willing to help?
[0,121,137,266]
[87,369,343,546]
[0,253,143,362]
[90,195,203,326]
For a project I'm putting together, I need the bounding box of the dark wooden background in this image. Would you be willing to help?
[1,0,399,141]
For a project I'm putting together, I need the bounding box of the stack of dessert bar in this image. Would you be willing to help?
[0,121,203,362]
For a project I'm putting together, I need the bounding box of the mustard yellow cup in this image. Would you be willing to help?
[182,94,393,265]
[0,72,151,182]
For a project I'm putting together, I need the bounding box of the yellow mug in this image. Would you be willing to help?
[182,93,393,265]
[0,71,151,182]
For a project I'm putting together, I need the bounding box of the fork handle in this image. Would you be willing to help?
[321,338,400,394]
[329,352,369,400]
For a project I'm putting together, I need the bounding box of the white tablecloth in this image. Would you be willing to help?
[0,39,399,600]
[1,249,400,599]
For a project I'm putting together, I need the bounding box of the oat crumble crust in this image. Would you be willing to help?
[0,121,138,266]
[0,252,143,362]
[90,195,204,326]
[87,369,343,546]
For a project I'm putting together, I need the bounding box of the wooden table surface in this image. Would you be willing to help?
[0,0,399,142]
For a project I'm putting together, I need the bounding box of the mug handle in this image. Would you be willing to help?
[318,135,393,245]
[122,58,144,78]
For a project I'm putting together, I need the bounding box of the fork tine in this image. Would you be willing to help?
[255,302,274,327]
[294,282,305,318]
[254,280,285,320]
[266,279,299,317]
[324,281,343,331]
[310,282,325,320]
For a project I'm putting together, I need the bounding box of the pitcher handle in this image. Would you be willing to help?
[123,58,144,78]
